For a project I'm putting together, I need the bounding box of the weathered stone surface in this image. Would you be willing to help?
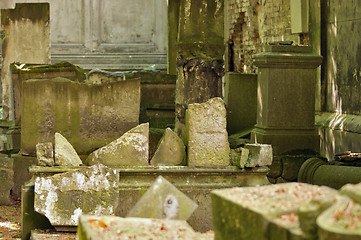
[127,176,197,220]
[340,182,361,204]
[0,156,13,169]
[228,129,252,149]
[78,215,213,240]
[267,156,282,178]
[36,142,54,166]
[243,143,273,167]
[34,164,119,226]
[55,133,82,166]
[11,154,36,198]
[212,183,338,240]
[281,157,307,181]
[21,77,140,156]
[150,128,186,166]
[86,69,125,84]
[86,123,149,166]
[186,97,230,167]
[230,147,249,168]
[0,167,14,205]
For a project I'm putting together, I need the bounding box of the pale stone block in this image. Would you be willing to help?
[243,143,273,167]
[186,97,230,167]
[127,176,198,220]
[36,142,54,166]
[150,128,186,166]
[86,123,149,166]
[55,133,82,166]
[34,164,119,226]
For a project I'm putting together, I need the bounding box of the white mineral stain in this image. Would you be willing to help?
[71,208,83,225]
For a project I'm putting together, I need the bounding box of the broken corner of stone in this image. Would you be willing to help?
[85,123,149,167]
[54,132,83,167]
[186,97,231,167]
[243,143,273,168]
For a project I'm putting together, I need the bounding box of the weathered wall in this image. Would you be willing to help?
[225,0,303,73]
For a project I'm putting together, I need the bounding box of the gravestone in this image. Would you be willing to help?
[54,133,82,167]
[86,123,149,166]
[34,164,119,227]
[127,176,198,220]
[186,98,230,167]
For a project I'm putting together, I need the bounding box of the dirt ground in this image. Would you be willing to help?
[0,197,21,240]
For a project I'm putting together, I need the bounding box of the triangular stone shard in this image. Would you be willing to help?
[55,132,82,166]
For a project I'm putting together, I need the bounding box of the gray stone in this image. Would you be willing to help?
[34,164,119,226]
[243,143,273,167]
[86,123,149,166]
[127,176,198,220]
[36,142,54,166]
[78,215,206,240]
[150,128,186,166]
[186,97,230,167]
[230,147,249,168]
[55,133,82,166]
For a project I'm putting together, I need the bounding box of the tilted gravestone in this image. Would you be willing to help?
[55,132,82,166]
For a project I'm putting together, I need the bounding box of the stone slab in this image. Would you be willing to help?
[86,123,149,166]
[36,142,54,166]
[34,164,119,226]
[55,133,82,166]
[150,128,186,166]
[127,175,197,220]
[186,98,230,167]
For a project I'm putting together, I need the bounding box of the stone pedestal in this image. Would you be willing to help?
[251,45,322,154]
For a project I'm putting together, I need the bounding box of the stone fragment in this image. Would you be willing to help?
[34,164,119,226]
[36,142,54,166]
[340,182,361,204]
[0,168,13,205]
[86,123,149,166]
[243,143,273,167]
[55,133,82,166]
[212,183,338,240]
[127,176,197,220]
[186,97,230,167]
[230,147,249,168]
[150,128,186,166]
[78,215,207,240]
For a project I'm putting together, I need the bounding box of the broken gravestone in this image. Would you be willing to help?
[186,97,230,167]
[78,215,214,240]
[34,164,119,226]
[55,133,82,166]
[0,156,13,205]
[86,123,149,166]
[36,142,54,166]
[150,128,186,166]
[127,176,198,220]
[243,143,273,167]
[230,147,249,168]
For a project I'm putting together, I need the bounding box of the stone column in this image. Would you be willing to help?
[251,45,322,155]
[174,0,224,140]
[1,3,50,121]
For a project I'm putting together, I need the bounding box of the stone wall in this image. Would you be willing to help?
[225,0,305,73]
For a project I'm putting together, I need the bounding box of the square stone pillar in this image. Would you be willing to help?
[251,45,322,155]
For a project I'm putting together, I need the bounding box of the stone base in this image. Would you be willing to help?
[28,166,269,233]
[251,128,320,155]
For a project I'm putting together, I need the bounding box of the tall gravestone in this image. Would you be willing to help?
[1,3,50,121]
[174,0,224,141]
[251,45,323,154]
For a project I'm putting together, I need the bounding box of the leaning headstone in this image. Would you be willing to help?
[186,97,230,167]
[0,156,13,205]
[230,147,249,168]
[78,215,212,240]
[86,123,149,166]
[55,133,82,166]
[34,164,119,227]
[36,142,54,166]
[243,143,273,167]
[150,128,186,166]
[127,176,198,220]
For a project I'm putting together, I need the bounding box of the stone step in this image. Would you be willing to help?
[51,53,167,71]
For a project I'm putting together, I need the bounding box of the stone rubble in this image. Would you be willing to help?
[54,133,82,166]
[36,142,54,166]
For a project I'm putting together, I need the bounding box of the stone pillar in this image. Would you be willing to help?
[251,45,322,155]
[1,3,50,121]
[174,0,224,140]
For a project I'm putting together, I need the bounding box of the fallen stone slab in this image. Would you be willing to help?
[243,143,273,167]
[150,128,186,166]
[34,164,119,226]
[212,183,338,240]
[36,142,54,166]
[230,147,249,168]
[77,215,214,240]
[127,175,197,220]
[86,123,149,166]
[55,133,82,166]
[186,97,230,167]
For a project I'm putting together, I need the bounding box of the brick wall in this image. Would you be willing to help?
[225,0,306,73]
